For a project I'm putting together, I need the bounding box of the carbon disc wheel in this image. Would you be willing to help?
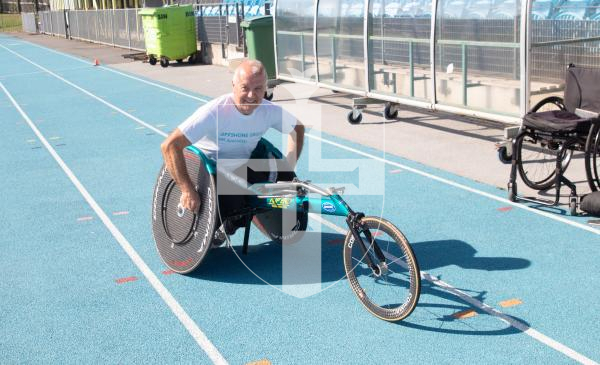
[152,149,217,274]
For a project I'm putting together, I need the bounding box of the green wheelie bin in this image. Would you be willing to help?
[139,5,198,68]
[241,15,276,81]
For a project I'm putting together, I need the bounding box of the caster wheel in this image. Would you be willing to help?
[160,57,169,68]
[498,146,511,164]
[149,56,157,66]
[383,103,398,120]
[188,52,198,64]
[264,90,274,101]
[347,110,362,124]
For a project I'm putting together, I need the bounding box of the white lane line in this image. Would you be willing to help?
[309,213,599,365]
[0,44,167,137]
[0,82,228,365]
[12,38,599,236]
[306,134,600,236]
[3,42,597,363]
[11,39,210,103]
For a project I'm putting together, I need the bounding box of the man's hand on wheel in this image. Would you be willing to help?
[180,188,201,213]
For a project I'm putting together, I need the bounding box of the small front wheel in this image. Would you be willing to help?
[149,55,157,65]
[343,216,421,322]
[383,103,398,120]
[347,110,362,124]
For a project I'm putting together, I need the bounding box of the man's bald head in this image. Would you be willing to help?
[232,60,267,87]
[231,60,268,115]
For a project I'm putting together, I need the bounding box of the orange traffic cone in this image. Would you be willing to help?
[93,59,100,66]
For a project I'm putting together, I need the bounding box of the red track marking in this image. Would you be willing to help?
[497,206,513,212]
[452,309,477,319]
[115,276,138,284]
[113,211,129,216]
[327,238,345,245]
[162,269,176,275]
[246,360,271,365]
[499,298,523,308]
[77,216,93,221]
[171,258,193,267]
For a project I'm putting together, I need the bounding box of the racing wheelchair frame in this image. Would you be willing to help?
[152,138,421,322]
[505,64,600,215]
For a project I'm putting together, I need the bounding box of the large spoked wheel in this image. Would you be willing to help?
[152,148,218,274]
[515,132,573,190]
[585,122,600,191]
[343,216,421,322]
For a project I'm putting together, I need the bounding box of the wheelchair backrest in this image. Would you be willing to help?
[564,65,600,114]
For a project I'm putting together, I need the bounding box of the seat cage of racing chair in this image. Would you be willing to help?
[187,138,305,254]
[508,64,600,214]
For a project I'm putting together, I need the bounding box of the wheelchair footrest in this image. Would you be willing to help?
[581,191,600,217]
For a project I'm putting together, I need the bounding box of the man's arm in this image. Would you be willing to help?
[285,122,305,170]
[160,128,201,212]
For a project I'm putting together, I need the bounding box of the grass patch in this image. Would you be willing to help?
[0,14,22,32]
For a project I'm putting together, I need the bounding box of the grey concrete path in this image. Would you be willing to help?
[11,32,595,207]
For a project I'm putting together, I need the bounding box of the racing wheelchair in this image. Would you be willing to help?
[152,138,421,322]
[505,64,600,216]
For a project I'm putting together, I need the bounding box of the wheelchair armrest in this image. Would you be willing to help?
[530,96,565,113]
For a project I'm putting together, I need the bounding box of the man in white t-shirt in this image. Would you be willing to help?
[160,60,305,239]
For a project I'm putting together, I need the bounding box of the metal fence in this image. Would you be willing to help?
[36,2,271,54]
[39,9,145,51]
[21,11,36,32]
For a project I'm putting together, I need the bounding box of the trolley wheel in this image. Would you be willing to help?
[176,59,183,64]
[515,132,572,190]
[498,146,511,164]
[383,103,398,120]
[584,122,600,191]
[188,52,198,64]
[347,110,362,125]
[160,57,169,68]
[343,216,421,322]
[264,90,274,101]
[149,56,157,66]
[151,148,218,274]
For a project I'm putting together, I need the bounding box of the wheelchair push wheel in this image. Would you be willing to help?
[515,132,573,190]
[343,216,421,322]
[152,148,218,274]
[585,122,600,191]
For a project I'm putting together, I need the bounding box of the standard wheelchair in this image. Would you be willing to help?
[506,64,600,215]
[151,138,421,322]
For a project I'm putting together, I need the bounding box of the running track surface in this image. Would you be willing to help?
[0,34,599,365]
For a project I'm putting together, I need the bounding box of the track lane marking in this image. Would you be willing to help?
[8,39,599,236]
[3,42,599,364]
[1,81,228,365]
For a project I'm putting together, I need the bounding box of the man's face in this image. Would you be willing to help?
[232,71,266,115]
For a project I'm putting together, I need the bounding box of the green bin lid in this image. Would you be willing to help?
[240,15,273,28]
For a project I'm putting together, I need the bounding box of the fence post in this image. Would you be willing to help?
[111,8,115,47]
[126,8,131,50]
[462,42,467,106]
[409,40,414,97]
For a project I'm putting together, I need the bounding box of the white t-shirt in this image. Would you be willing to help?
[178,93,297,169]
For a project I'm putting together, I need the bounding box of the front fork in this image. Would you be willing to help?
[346,213,388,277]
